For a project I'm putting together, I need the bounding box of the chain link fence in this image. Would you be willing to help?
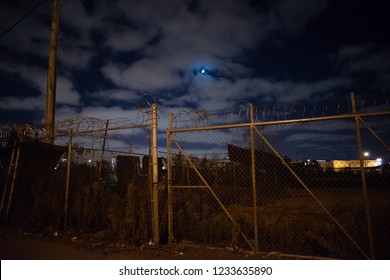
[0,108,158,246]
[166,97,390,259]
[1,94,389,259]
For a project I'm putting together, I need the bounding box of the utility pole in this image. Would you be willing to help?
[45,0,60,144]
[151,103,159,244]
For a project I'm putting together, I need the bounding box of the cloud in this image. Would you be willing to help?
[0,63,46,92]
[2,0,381,132]
[0,1,51,57]
[94,0,347,109]
[89,89,140,103]
[74,106,151,122]
[338,44,390,71]
[57,45,94,70]
[103,25,159,52]
[268,0,328,33]
[337,44,390,86]
[101,59,183,91]
[284,132,353,142]
[338,44,373,59]
[349,50,390,73]
[0,62,80,114]
[1,65,80,104]
[0,73,80,117]
[97,0,265,95]
[55,105,80,121]
[285,78,351,102]
[162,75,351,110]
[0,95,44,110]
[48,0,339,112]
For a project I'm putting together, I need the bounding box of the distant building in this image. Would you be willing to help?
[295,159,383,173]
[331,159,382,172]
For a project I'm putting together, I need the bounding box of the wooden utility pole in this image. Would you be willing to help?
[45,0,60,144]
[151,104,159,244]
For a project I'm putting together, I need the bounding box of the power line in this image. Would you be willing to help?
[0,1,52,40]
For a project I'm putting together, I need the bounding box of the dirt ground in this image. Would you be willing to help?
[0,230,308,260]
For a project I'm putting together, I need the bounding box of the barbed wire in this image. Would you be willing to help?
[54,116,105,137]
[171,94,390,129]
[54,110,153,137]
[0,124,47,141]
[0,108,154,150]
[106,110,153,129]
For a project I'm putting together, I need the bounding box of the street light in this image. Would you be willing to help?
[363,151,370,168]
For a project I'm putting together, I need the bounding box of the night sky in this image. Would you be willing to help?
[0,0,389,160]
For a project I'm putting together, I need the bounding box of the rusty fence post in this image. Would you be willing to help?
[167,112,174,243]
[64,118,73,229]
[350,92,376,259]
[0,140,17,218]
[249,103,259,254]
[5,141,21,220]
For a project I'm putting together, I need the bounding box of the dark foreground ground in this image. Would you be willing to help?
[0,230,319,260]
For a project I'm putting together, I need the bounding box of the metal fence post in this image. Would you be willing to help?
[64,118,73,229]
[0,141,16,218]
[167,112,174,242]
[350,92,376,259]
[97,119,109,180]
[5,141,21,220]
[249,104,259,253]
[151,103,159,244]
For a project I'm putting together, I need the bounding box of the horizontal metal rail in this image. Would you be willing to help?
[168,111,390,133]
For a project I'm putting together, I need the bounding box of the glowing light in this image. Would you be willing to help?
[200,68,206,74]
[363,151,370,157]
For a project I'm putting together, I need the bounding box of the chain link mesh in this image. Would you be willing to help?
[167,109,390,259]
[0,111,154,246]
[1,97,389,259]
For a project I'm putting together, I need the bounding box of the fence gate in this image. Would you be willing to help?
[166,107,265,253]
